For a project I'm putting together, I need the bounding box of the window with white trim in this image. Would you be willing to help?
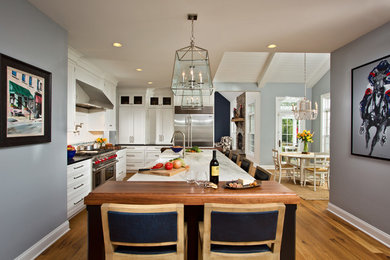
[247,103,255,155]
[321,93,330,153]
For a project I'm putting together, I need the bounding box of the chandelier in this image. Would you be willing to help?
[171,14,214,109]
[292,53,318,120]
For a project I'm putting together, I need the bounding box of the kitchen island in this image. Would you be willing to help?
[84,151,300,260]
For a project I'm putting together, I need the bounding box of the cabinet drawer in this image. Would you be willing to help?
[67,186,89,218]
[126,162,144,170]
[126,151,144,160]
[125,146,145,151]
[67,169,90,189]
[145,151,160,161]
[116,167,126,181]
[67,160,91,176]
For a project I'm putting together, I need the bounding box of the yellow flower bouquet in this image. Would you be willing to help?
[95,138,107,148]
[297,130,313,153]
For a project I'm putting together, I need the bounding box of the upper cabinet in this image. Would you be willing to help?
[67,47,118,132]
[120,95,144,106]
[148,96,172,107]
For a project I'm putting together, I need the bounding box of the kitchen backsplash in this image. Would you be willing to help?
[67,111,105,145]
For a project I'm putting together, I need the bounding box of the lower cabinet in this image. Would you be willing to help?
[116,149,127,181]
[67,159,92,219]
[125,146,165,171]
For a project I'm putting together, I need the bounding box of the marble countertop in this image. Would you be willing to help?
[128,150,254,182]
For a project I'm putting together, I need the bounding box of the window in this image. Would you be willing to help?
[247,103,255,154]
[321,93,330,153]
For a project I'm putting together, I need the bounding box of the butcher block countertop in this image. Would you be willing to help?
[84,180,300,206]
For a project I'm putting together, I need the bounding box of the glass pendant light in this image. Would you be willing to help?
[171,14,214,109]
[292,53,318,120]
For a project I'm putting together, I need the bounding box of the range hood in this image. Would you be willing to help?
[76,80,113,110]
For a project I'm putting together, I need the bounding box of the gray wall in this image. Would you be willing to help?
[311,71,330,152]
[0,1,68,259]
[260,83,311,165]
[330,22,390,234]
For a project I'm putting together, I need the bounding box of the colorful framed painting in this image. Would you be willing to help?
[351,54,390,161]
[0,54,51,147]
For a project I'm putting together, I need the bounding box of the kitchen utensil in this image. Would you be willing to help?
[85,144,93,150]
[138,167,188,177]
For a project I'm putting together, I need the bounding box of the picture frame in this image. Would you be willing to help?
[0,54,51,147]
[351,54,390,161]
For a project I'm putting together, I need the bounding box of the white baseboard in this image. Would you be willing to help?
[15,221,70,260]
[328,203,390,248]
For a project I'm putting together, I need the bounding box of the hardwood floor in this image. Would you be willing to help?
[36,198,390,260]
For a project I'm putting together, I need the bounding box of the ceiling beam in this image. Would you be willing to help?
[256,52,275,89]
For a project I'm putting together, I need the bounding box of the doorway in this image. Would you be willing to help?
[275,97,305,152]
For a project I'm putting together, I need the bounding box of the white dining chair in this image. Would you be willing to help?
[272,149,297,183]
[303,155,330,191]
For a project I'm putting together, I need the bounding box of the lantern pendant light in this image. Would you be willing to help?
[292,53,318,120]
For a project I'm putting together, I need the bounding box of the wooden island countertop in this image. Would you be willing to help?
[84,180,300,205]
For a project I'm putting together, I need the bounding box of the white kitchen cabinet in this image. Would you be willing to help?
[125,146,145,170]
[67,159,92,219]
[118,107,145,144]
[104,80,116,131]
[120,95,144,106]
[148,96,172,107]
[156,108,174,144]
[144,146,163,166]
[116,149,127,181]
[67,60,76,131]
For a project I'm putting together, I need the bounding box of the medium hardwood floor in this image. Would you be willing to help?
[36,199,390,260]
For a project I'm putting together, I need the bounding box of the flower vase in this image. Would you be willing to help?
[302,141,309,154]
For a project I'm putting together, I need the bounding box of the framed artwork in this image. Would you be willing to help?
[0,54,51,147]
[351,54,390,160]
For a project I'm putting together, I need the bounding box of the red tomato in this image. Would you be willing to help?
[165,162,173,170]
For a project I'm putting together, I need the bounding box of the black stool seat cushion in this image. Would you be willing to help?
[211,244,271,254]
[115,245,177,255]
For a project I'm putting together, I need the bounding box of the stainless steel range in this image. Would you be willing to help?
[78,149,118,189]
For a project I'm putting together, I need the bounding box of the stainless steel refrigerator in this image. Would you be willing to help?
[174,106,214,147]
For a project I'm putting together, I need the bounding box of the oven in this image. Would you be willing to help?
[92,152,118,189]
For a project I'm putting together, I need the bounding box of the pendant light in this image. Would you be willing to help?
[171,14,214,109]
[292,53,318,120]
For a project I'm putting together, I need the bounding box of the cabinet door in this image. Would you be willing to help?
[119,106,131,143]
[67,61,76,131]
[104,82,116,131]
[132,108,145,144]
[162,108,174,143]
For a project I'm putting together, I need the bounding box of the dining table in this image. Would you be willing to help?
[84,150,300,260]
[280,152,330,185]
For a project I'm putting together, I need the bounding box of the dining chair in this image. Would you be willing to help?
[272,149,297,184]
[240,158,253,175]
[224,150,230,157]
[199,203,285,260]
[101,203,185,260]
[303,155,330,191]
[253,166,272,181]
[229,151,241,165]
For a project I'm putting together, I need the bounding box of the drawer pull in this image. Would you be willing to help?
[127,155,135,157]
[73,165,84,170]
[119,156,123,159]
[73,174,84,179]
[74,198,83,205]
[73,183,84,190]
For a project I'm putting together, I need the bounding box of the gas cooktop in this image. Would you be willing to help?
[76,149,115,156]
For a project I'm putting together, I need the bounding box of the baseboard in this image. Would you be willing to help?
[328,203,390,248]
[15,221,70,260]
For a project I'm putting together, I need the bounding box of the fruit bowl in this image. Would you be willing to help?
[67,150,76,159]
[171,146,183,153]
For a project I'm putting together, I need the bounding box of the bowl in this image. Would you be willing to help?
[68,150,76,159]
[171,146,183,153]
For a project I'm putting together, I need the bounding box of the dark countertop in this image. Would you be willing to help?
[117,144,172,146]
[67,155,93,165]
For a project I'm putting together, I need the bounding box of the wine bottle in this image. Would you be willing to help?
[210,150,219,185]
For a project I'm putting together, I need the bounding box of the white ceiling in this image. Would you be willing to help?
[28,0,390,89]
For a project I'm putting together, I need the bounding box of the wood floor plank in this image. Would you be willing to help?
[36,197,390,259]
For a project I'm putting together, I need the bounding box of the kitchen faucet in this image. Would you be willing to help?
[170,131,185,158]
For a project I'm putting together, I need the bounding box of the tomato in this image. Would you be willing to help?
[173,160,182,169]
[152,163,163,169]
[165,162,173,170]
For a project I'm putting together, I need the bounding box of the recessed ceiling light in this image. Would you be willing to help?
[136,68,143,72]
[267,44,277,49]
[147,82,153,85]
[113,42,122,47]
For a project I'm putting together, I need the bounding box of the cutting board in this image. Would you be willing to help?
[138,167,188,177]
